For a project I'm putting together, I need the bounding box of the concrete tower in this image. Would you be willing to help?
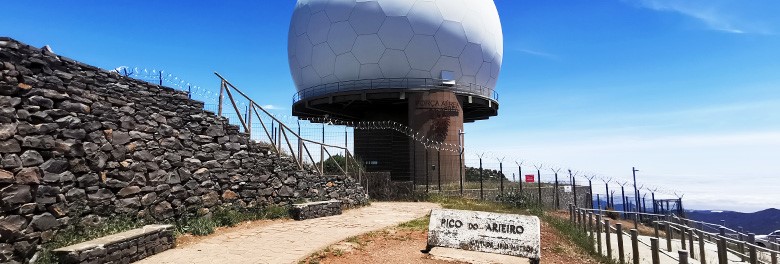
[288,0,503,184]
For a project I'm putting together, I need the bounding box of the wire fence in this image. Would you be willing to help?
[116,66,688,212]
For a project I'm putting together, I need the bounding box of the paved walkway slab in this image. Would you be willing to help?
[137,202,440,264]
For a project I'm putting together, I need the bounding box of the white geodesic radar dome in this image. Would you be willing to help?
[288,0,503,93]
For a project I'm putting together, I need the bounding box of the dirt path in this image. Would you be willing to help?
[305,213,600,264]
[137,202,441,264]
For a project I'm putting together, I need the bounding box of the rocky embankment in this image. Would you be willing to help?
[0,37,367,263]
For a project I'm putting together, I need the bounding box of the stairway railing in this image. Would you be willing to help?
[213,72,364,182]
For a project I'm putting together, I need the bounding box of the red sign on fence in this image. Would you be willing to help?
[525,175,535,183]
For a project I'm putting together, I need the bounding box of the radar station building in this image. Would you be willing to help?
[287,0,503,184]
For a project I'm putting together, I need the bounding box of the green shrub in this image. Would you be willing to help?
[187,217,217,236]
[213,208,243,227]
[263,205,289,219]
[495,190,537,209]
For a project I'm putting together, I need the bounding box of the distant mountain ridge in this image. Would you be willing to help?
[686,208,780,235]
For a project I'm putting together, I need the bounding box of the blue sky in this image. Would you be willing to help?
[2,0,779,212]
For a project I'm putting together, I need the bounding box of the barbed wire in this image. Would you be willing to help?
[113,66,683,202]
[113,66,219,104]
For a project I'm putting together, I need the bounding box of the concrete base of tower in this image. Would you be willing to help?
[353,90,465,185]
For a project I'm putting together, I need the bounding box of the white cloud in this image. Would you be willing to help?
[465,130,780,212]
[624,0,773,34]
[262,104,283,110]
[515,48,559,60]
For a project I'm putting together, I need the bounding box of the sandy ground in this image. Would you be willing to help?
[137,202,440,264]
[301,213,601,264]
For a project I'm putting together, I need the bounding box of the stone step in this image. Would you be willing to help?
[52,224,174,264]
[289,200,342,220]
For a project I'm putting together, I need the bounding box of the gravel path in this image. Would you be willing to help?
[136,202,440,264]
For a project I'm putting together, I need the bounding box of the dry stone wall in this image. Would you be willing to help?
[0,37,368,263]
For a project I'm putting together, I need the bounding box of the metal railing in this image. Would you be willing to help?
[292,77,499,103]
[214,72,364,180]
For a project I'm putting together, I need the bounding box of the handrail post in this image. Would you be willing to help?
[582,210,588,232]
[605,219,612,260]
[748,233,757,264]
[569,204,574,223]
[698,229,707,264]
[688,228,695,259]
[247,104,253,138]
[740,232,747,262]
[617,223,625,264]
[631,229,640,264]
[651,237,660,264]
[654,218,660,239]
[771,237,778,264]
[748,244,757,264]
[218,81,224,116]
[588,212,594,241]
[344,148,349,177]
[681,226,687,250]
[679,250,689,264]
[717,235,727,264]
[298,138,303,165]
[574,208,579,224]
[597,214,603,256]
[667,221,673,252]
[634,213,638,230]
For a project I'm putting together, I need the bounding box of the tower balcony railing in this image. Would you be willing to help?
[292,78,499,103]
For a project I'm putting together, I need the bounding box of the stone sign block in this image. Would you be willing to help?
[426,209,541,263]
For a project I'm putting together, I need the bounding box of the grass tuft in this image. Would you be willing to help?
[397,215,430,231]
[173,205,290,236]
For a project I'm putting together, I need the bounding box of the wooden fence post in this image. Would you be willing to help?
[582,211,587,233]
[569,204,574,223]
[771,237,778,264]
[617,223,625,264]
[651,237,660,264]
[667,221,673,252]
[605,219,612,260]
[597,214,603,256]
[679,250,689,264]
[588,212,594,241]
[688,228,695,259]
[631,229,640,264]
[681,226,687,250]
[748,233,757,264]
[717,235,727,264]
[698,229,706,264]
[574,209,578,223]
[654,218,659,239]
[740,233,746,262]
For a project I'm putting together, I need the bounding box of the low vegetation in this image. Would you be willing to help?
[427,193,619,264]
[464,167,509,182]
[172,205,289,236]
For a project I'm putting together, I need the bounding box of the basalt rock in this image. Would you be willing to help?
[0,38,369,263]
